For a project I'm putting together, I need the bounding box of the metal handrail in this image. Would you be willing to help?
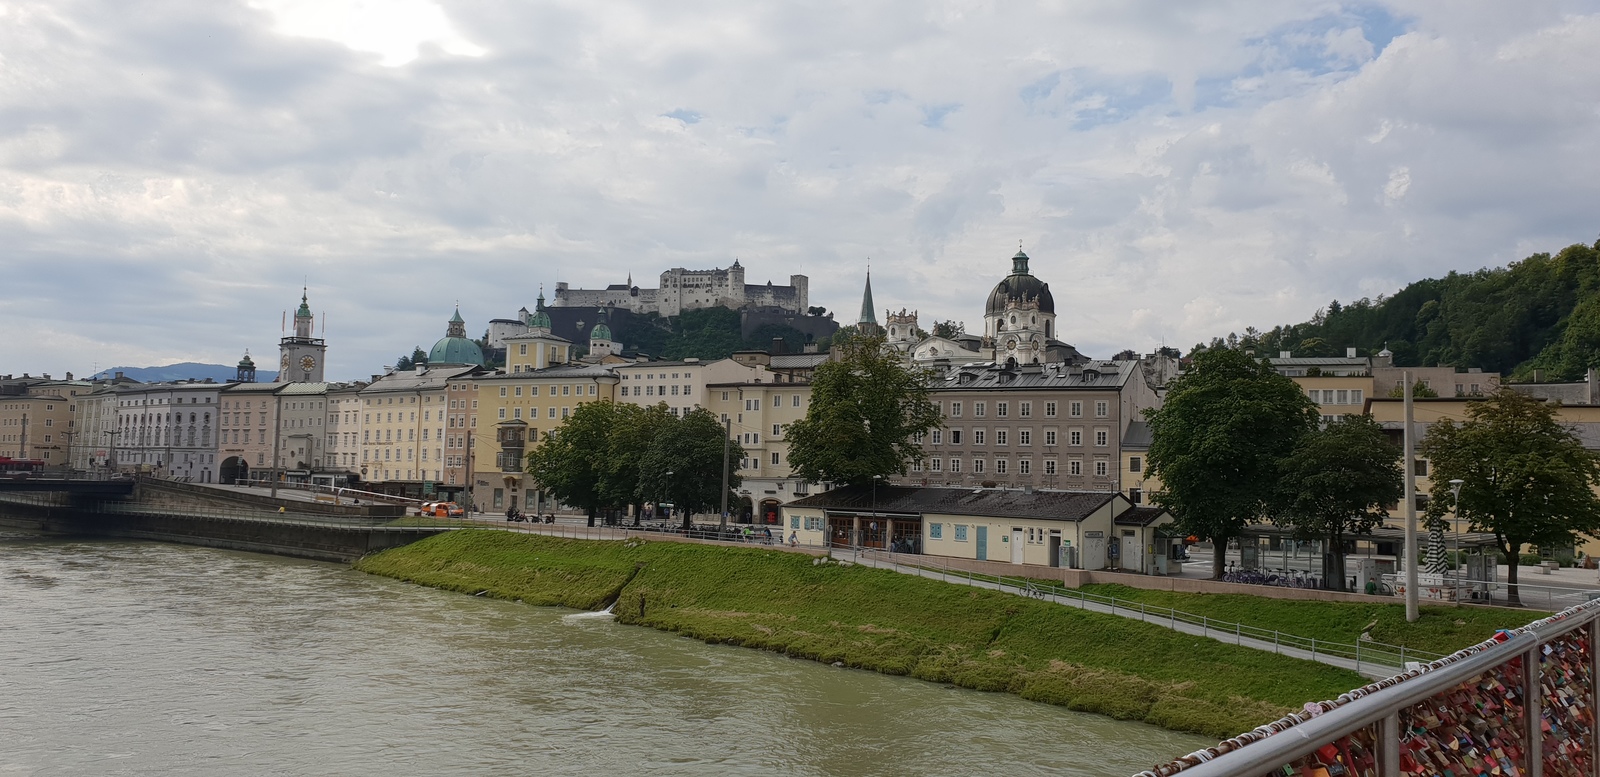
[858,549,1440,671]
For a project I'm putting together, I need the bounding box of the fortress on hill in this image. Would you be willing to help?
[551,260,808,317]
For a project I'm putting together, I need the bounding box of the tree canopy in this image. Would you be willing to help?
[785,331,943,486]
[1420,390,1600,604]
[1272,415,1403,590]
[1192,240,1600,377]
[1144,348,1321,579]
[637,408,743,527]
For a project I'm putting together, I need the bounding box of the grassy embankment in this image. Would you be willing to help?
[356,530,1365,739]
[1076,584,1542,658]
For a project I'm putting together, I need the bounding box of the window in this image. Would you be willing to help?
[995,459,1007,474]
[1019,430,1031,446]
[954,525,968,542]
[1095,430,1108,446]
[972,459,984,473]
[1020,401,1032,418]
[1335,389,1348,405]
[1069,430,1081,446]
[974,402,986,418]
[996,402,1009,418]
[949,430,961,444]
[1044,430,1056,446]
[1069,459,1081,476]
[793,395,801,407]
[1070,401,1082,417]
[1018,459,1030,475]
[995,430,1008,446]
[931,430,942,445]
[949,458,960,472]
[1044,459,1056,475]
[1095,401,1109,418]
[929,523,943,539]
[772,424,782,436]
[973,429,985,445]
[499,387,507,397]
[930,458,942,472]
[950,402,962,418]
[1045,402,1057,417]
[771,452,780,465]
[1415,460,1429,477]
[1129,456,1142,473]
[1095,460,1108,477]
[912,459,923,472]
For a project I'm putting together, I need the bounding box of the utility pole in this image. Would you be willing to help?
[1403,370,1419,623]
[719,417,731,531]
[61,430,77,473]
[270,392,283,499]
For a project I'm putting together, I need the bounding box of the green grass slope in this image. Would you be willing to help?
[356,531,1365,739]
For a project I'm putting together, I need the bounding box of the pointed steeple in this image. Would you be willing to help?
[858,266,878,327]
[446,306,467,338]
[293,288,313,338]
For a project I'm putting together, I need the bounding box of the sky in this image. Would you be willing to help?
[3,1,1600,381]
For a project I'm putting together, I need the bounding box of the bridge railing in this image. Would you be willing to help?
[1136,598,1600,777]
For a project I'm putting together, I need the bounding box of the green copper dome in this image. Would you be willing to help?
[529,309,552,329]
[237,352,255,369]
[296,291,312,319]
[590,321,612,341]
[428,307,484,366]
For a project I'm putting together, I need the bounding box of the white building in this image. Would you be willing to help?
[551,260,809,317]
[109,381,228,482]
[613,358,769,417]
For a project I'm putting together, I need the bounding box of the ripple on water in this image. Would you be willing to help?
[0,535,1211,776]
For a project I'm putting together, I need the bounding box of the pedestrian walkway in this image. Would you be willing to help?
[851,550,1425,679]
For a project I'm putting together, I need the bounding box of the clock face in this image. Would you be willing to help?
[301,356,316,372]
[280,353,290,372]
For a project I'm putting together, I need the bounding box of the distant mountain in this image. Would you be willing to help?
[1200,240,1600,380]
[91,363,278,384]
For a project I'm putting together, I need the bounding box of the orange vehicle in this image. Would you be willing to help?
[419,502,465,518]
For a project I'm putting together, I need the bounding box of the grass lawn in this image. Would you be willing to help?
[357,530,1366,739]
[1075,583,1544,658]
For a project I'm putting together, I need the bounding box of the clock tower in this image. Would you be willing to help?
[278,289,327,383]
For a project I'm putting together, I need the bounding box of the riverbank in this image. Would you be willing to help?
[355,530,1365,739]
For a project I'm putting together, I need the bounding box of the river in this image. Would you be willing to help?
[0,533,1209,776]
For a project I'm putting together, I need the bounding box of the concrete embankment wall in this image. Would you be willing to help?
[137,479,406,519]
[865,551,1399,604]
[0,500,444,563]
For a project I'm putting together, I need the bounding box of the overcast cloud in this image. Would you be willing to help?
[3,0,1599,379]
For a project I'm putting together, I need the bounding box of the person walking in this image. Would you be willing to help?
[763,526,773,545]
[788,531,798,547]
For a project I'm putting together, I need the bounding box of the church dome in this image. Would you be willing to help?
[427,307,485,366]
[529,309,552,330]
[985,250,1055,317]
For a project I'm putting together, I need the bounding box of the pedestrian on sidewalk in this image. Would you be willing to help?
[789,531,798,547]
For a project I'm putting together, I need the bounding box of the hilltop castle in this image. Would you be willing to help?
[551,260,808,317]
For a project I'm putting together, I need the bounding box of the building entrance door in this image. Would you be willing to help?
[1011,529,1024,564]
[976,526,988,561]
[1083,531,1107,570]
[1048,533,1062,568]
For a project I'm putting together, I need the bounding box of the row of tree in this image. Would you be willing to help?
[524,402,746,527]
[1147,348,1600,601]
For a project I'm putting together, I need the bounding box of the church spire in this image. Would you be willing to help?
[857,265,878,327]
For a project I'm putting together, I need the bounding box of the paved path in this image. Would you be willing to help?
[850,551,1403,679]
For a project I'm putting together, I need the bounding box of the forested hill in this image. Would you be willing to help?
[1201,240,1600,380]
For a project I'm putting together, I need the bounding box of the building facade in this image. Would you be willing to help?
[613,358,767,417]
[110,381,226,481]
[467,364,619,515]
[551,261,809,317]
[358,365,482,496]
[703,380,817,521]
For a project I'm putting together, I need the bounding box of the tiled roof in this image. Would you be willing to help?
[786,484,1118,522]
[1114,506,1172,526]
[1121,420,1152,450]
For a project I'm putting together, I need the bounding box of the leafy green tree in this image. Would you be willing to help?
[931,320,965,339]
[394,354,413,371]
[638,409,744,528]
[1420,390,1600,605]
[1273,416,1403,590]
[601,402,678,521]
[1145,348,1321,579]
[524,401,619,521]
[1387,380,1439,398]
[786,331,943,486]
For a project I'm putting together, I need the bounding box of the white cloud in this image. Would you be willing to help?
[2,1,1599,376]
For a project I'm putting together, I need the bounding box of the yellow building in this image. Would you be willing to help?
[0,378,86,467]
[358,364,485,497]
[467,364,618,514]
[703,380,816,522]
[1294,374,1374,423]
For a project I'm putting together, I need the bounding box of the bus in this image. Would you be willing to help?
[0,457,46,477]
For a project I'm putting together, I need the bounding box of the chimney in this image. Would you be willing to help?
[65,372,73,381]
[772,337,786,355]
[115,371,124,380]
[1346,347,1357,358]
[803,343,818,354]
[415,365,426,375]
[1534,369,1545,383]
[42,373,50,380]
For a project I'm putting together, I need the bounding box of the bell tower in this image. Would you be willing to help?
[278,288,327,382]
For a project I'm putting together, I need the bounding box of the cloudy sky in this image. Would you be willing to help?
[4,1,1599,380]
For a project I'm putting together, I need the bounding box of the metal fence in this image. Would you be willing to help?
[856,550,1439,676]
[1136,598,1600,777]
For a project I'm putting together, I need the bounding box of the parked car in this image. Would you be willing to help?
[418,502,465,518]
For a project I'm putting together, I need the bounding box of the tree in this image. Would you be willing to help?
[637,409,744,528]
[524,401,619,521]
[394,354,413,371]
[1387,380,1439,398]
[932,320,965,339]
[1420,390,1600,605]
[786,331,943,486]
[411,346,428,366]
[1144,348,1321,579]
[600,403,677,522]
[1273,416,1403,590]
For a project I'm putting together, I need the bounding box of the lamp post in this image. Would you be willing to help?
[871,474,883,550]
[60,430,77,474]
[1449,478,1465,600]
[103,429,120,476]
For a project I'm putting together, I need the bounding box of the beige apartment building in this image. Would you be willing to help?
[896,360,1160,493]
[703,380,817,522]
[274,382,330,479]
[219,382,283,483]
[326,383,365,480]
[0,377,88,468]
[468,364,618,515]
[613,358,767,416]
[358,364,484,498]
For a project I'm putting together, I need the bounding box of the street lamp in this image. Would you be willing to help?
[1449,478,1465,599]
[871,474,883,550]
[103,429,121,476]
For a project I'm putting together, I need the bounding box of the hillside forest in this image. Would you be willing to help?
[1197,240,1600,381]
